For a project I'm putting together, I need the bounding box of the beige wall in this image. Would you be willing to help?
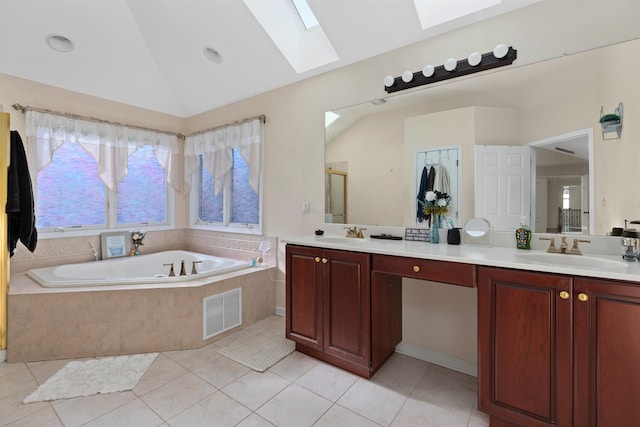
[2,0,639,367]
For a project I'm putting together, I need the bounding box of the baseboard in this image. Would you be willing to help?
[395,342,477,377]
[275,306,285,317]
[0,349,6,363]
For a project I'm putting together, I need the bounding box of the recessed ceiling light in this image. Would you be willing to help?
[46,34,74,53]
[203,47,223,64]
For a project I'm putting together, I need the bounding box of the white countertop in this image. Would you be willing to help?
[282,233,640,283]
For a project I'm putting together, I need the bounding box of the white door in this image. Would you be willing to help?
[581,174,589,234]
[474,145,531,231]
[535,178,548,233]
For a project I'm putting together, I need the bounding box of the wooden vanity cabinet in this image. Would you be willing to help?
[286,244,401,378]
[478,266,572,427]
[573,277,640,427]
[479,267,640,427]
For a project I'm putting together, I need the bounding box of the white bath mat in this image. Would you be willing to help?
[23,353,158,403]
[217,318,294,372]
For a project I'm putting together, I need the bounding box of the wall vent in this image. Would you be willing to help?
[203,288,242,340]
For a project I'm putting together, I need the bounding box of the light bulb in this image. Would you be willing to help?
[422,65,435,77]
[401,70,413,83]
[383,75,395,87]
[468,52,482,66]
[444,58,457,71]
[493,43,508,59]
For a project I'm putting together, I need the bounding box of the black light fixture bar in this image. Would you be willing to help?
[384,47,517,94]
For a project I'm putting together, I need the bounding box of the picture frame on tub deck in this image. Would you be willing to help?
[100,231,131,259]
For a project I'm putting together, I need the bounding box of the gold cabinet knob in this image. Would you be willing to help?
[413,265,420,273]
[559,291,570,300]
[578,293,589,302]
[322,258,328,264]
[315,257,321,263]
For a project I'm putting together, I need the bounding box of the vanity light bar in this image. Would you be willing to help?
[383,46,517,94]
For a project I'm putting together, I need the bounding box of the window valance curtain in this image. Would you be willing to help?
[184,117,263,195]
[25,110,180,191]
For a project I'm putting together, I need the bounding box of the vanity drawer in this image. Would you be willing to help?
[371,254,476,287]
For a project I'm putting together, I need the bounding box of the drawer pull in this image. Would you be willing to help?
[322,258,328,264]
[559,291,569,300]
[578,293,589,302]
[315,257,321,263]
[413,265,420,273]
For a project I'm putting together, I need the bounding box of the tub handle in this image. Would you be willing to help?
[191,260,202,275]
[163,263,175,277]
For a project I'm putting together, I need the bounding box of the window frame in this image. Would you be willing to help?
[189,150,264,235]
[36,141,176,239]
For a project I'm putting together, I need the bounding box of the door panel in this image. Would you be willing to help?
[474,145,531,230]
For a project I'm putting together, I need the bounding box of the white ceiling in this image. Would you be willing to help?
[0,0,537,118]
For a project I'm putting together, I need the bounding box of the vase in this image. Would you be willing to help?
[430,214,441,244]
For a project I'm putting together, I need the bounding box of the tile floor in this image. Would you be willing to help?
[0,316,489,426]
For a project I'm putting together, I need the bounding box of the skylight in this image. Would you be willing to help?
[243,0,339,74]
[291,0,319,30]
[413,0,502,29]
[325,111,340,128]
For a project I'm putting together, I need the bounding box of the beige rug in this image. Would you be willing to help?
[24,353,158,403]
[217,318,294,372]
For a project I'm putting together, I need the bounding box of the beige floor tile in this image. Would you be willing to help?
[51,391,137,427]
[314,404,383,427]
[193,355,251,389]
[235,412,275,427]
[0,362,27,379]
[371,353,429,396]
[221,370,289,411]
[82,398,163,427]
[162,343,222,371]
[4,405,63,427]
[268,351,318,382]
[410,365,477,416]
[338,378,406,426]
[0,378,52,427]
[167,390,251,427]
[391,396,472,427]
[0,369,38,400]
[256,383,332,427]
[295,362,358,402]
[133,354,189,396]
[140,372,215,420]
[467,396,490,427]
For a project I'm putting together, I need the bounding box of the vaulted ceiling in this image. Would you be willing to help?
[0,0,538,117]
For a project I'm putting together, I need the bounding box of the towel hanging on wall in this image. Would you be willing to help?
[6,130,37,256]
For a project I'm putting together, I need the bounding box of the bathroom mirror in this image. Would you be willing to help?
[325,38,639,235]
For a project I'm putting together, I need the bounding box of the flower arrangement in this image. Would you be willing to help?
[419,190,451,216]
[131,231,146,255]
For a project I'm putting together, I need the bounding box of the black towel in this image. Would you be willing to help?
[416,166,429,222]
[6,130,38,256]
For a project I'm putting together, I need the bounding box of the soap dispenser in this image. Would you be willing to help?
[515,216,532,250]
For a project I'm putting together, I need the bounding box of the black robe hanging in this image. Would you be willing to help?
[6,130,38,256]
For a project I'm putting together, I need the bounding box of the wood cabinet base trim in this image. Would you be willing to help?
[295,343,374,378]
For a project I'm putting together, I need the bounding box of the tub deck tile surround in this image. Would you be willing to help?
[7,267,276,363]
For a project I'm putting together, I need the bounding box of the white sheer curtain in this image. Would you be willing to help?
[25,111,180,191]
[184,118,263,195]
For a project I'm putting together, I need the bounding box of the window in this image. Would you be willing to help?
[36,142,173,232]
[562,186,570,210]
[186,117,263,234]
[26,110,179,235]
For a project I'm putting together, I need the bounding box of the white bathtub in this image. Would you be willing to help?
[26,250,252,288]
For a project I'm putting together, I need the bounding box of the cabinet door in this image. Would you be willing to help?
[323,249,371,368]
[478,267,572,427]
[286,245,323,351]
[574,278,640,426]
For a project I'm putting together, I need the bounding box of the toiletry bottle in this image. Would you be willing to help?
[515,216,531,250]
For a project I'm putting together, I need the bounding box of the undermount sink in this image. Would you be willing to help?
[517,252,629,270]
